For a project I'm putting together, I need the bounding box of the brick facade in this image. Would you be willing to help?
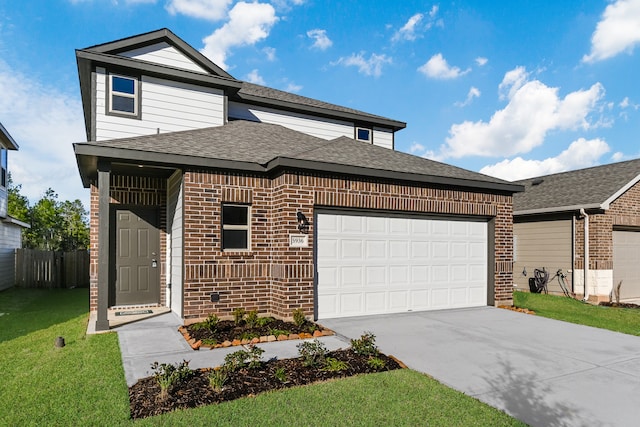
[90,168,516,321]
[573,181,640,299]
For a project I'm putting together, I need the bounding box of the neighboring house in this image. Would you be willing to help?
[0,124,29,291]
[513,159,640,301]
[73,29,523,331]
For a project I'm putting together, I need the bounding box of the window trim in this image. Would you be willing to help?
[0,147,6,189]
[106,73,141,119]
[221,204,251,251]
[355,127,372,143]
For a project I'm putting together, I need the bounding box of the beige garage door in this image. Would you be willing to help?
[513,220,573,294]
[613,230,640,300]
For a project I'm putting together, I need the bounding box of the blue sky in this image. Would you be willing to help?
[1,0,640,208]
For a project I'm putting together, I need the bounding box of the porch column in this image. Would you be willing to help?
[95,162,111,331]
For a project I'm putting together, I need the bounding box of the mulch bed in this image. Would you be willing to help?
[599,301,640,309]
[183,318,332,349]
[129,348,403,420]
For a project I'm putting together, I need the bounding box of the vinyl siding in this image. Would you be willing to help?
[228,101,355,141]
[373,127,393,149]
[120,42,207,73]
[95,68,225,141]
[0,221,22,291]
[513,220,573,295]
[167,170,184,317]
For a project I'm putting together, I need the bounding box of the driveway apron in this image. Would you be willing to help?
[319,306,640,427]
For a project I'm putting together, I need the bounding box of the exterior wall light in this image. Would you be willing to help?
[297,211,309,233]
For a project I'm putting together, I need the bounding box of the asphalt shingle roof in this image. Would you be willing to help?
[513,158,640,213]
[78,120,516,190]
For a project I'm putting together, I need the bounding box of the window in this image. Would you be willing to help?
[356,127,371,143]
[108,74,139,117]
[0,148,6,188]
[222,204,250,250]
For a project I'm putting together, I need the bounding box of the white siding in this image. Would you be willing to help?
[120,42,207,73]
[96,68,225,141]
[167,171,184,317]
[0,221,22,291]
[228,101,354,140]
[373,127,393,149]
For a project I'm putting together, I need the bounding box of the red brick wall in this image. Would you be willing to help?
[574,180,640,271]
[180,170,515,321]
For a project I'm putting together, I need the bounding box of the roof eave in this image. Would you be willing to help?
[601,173,640,209]
[514,203,602,216]
[0,123,19,150]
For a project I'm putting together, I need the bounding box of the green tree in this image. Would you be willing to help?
[7,173,29,223]
[7,180,89,251]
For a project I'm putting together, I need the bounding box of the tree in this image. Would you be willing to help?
[7,178,89,251]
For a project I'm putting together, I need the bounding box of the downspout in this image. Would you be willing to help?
[580,209,590,301]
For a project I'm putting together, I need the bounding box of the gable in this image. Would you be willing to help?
[119,42,207,73]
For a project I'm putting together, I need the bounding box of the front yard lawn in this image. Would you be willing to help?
[513,291,640,336]
[0,288,523,426]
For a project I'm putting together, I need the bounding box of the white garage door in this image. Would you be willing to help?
[613,230,640,300]
[316,212,488,319]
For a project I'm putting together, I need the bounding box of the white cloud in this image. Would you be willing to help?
[166,0,231,20]
[392,6,442,42]
[201,1,278,69]
[263,46,276,61]
[498,66,528,100]
[583,0,640,63]
[245,69,265,85]
[455,86,481,107]
[332,52,392,77]
[409,142,425,154]
[418,53,470,79]
[392,13,424,42]
[0,60,87,206]
[285,82,302,92]
[440,67,605,159]
[620,96,639,109]
[307,29,332,50]
[475,57,488,66]
[480,138,610,181]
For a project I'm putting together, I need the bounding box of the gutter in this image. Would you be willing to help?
[580,209,590,301]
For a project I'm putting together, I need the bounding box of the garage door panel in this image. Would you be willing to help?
[613,230,640,300]
[317,213,488,319]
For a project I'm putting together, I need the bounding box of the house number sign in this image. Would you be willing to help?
[289,234,309,248]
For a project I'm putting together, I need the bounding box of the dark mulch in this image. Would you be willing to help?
[129,349,402,420]
[599,301,640,309]
[187,318,325,343]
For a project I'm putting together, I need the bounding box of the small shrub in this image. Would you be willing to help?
[367,357,386,370]
[232,308,246,325]
[268,328,290,338]
[245,310,259,328]
[191,313,219,332]
[239,331,260,341]
[297,339,327,367]
[208,368,227,392]
[274,367,287,383]
[323,357,349,372]
[256,316,274,327]
[201,338,218,346]
[292,308,306,327]
[351,332,378,357]
[222,345,265,372]
[151,360,193,399]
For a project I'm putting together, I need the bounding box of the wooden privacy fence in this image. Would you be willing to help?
[15,249,90,289]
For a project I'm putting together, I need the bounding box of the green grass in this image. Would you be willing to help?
[0,288,523,426]
[514,291,640,336]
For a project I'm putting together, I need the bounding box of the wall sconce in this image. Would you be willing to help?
[297,211,309,233]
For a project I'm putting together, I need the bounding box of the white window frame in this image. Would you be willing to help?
[355,127,372,143]
[221,204,251,251]
[107,73,140,118]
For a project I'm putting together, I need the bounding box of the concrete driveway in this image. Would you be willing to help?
[319,307,640,427]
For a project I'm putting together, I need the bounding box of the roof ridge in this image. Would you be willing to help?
[515,157,640,183]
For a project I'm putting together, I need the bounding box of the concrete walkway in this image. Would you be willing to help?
[116,312,348,386]
[320,307,640,427]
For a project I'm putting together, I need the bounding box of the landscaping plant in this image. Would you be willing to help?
[151,360,194,400]
[297,339,328,367]
[351,332,379,357]
[232,307,246,325]
[292,308,306,327]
